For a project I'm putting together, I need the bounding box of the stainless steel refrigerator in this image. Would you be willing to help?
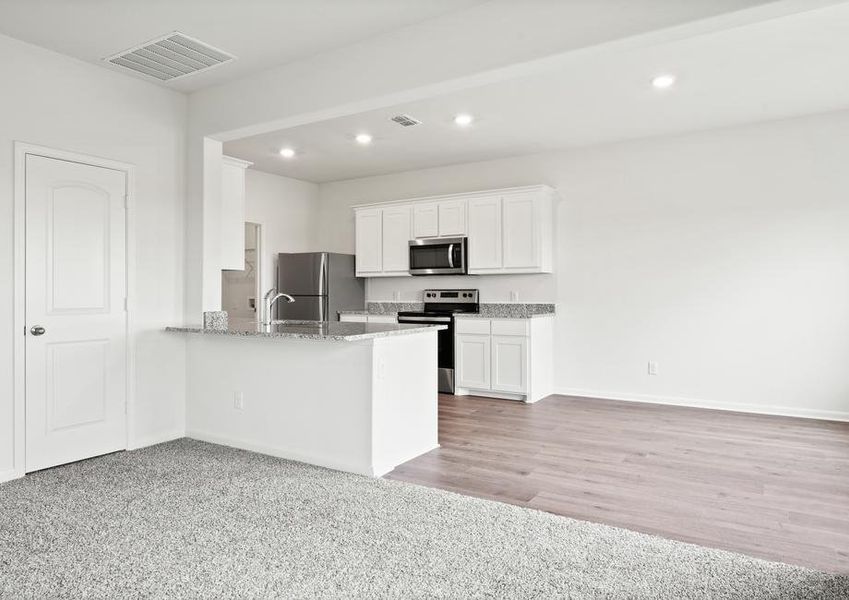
[276,252,364,321]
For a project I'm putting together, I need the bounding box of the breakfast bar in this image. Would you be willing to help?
[167,320,443,476]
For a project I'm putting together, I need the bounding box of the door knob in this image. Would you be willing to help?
[30,325,46,336]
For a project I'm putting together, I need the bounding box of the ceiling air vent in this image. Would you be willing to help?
[105,32,235,81]
[390,114,422,127]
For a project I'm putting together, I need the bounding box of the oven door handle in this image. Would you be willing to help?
[447,244,454,268]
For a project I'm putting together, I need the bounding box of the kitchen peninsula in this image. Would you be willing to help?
[167,320,443,476]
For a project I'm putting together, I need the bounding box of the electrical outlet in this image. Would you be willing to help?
[510,291,519,302]
[233,391,244,410]
[648,361,659,376]
[392,290,401,301]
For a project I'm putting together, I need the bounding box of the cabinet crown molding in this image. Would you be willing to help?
[352,184,556,211]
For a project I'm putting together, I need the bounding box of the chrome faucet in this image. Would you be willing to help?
[262,288,295,324]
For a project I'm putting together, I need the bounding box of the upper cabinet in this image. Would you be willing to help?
[413,199,467,238]
[355,205,412,277]
[437,199,466,236]
[467,189,553,274]
[220,156,253,271]
[467,195,502,270]
[381,205,412,275]
[354,185,554,278]
[355,208,383,274]
[412,203,438,238]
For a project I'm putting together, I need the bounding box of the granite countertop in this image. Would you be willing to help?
[455,303,555,319]
[339,302,555,319]
[166,319,446,342]
[337,302,421,316]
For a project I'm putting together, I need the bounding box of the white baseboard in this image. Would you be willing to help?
[553,387,849,422]
[185,430,377,477]
[455,387,527,402]
[0,468,24,484]
[128,429,185,451]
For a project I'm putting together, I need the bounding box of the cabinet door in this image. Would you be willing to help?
[413,203,439,238]
[355,208,383,274]
[438,199,466,236]
[502,192,539,269]
[220,161,247,270]
[467,195,502,271]
[382,206,411,273]
[456,334,491,390]
[491,335,528,393]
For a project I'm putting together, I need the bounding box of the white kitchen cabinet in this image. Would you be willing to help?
[413,203,439,238]
[414,200,466,238]
[467,189,553,274]
[502,191,540,270]
[438,199,466,236]
[491,335,528,393]
[467,195,502,271]
[354,185,554,277]
[220,156,253,271]
[355,208,383,275]
[382,206,412,274]
[456,334,491,390]
[455,316,553,402]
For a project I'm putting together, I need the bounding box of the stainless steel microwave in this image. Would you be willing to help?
[409,237,468,275]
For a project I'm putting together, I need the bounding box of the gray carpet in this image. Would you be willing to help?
[1,440,846,599]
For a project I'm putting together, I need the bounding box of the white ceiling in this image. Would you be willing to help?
[224,3,849,183]
[0,0,486,92]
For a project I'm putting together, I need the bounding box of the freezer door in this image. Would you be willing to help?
[276,296,327,321]
[326,253,364,321]
[278,253,328,296]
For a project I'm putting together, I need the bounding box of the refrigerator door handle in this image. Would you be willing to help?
[318,253,329,297]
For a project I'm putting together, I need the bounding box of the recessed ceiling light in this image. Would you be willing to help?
[454,113,474,126]
[651,74,676,90]
[355,133,373,145]
[279,147,296,158]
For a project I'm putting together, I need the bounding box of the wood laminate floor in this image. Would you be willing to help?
[386,394,849,574]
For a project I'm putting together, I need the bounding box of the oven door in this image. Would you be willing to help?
[409,237,466,275]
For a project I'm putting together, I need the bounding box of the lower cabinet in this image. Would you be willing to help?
[456,334,491,390]
[455,317,552,402]
[491,335,528,393]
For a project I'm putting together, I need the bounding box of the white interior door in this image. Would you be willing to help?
[25,155,128,472]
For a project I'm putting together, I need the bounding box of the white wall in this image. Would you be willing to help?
[0,34,188,477]
[244,169,320,297]
[318,111,849,419]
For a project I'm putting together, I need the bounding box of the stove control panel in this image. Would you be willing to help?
[423,289,479,303]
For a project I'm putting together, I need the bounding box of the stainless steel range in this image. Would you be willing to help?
[397,289,479,393]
